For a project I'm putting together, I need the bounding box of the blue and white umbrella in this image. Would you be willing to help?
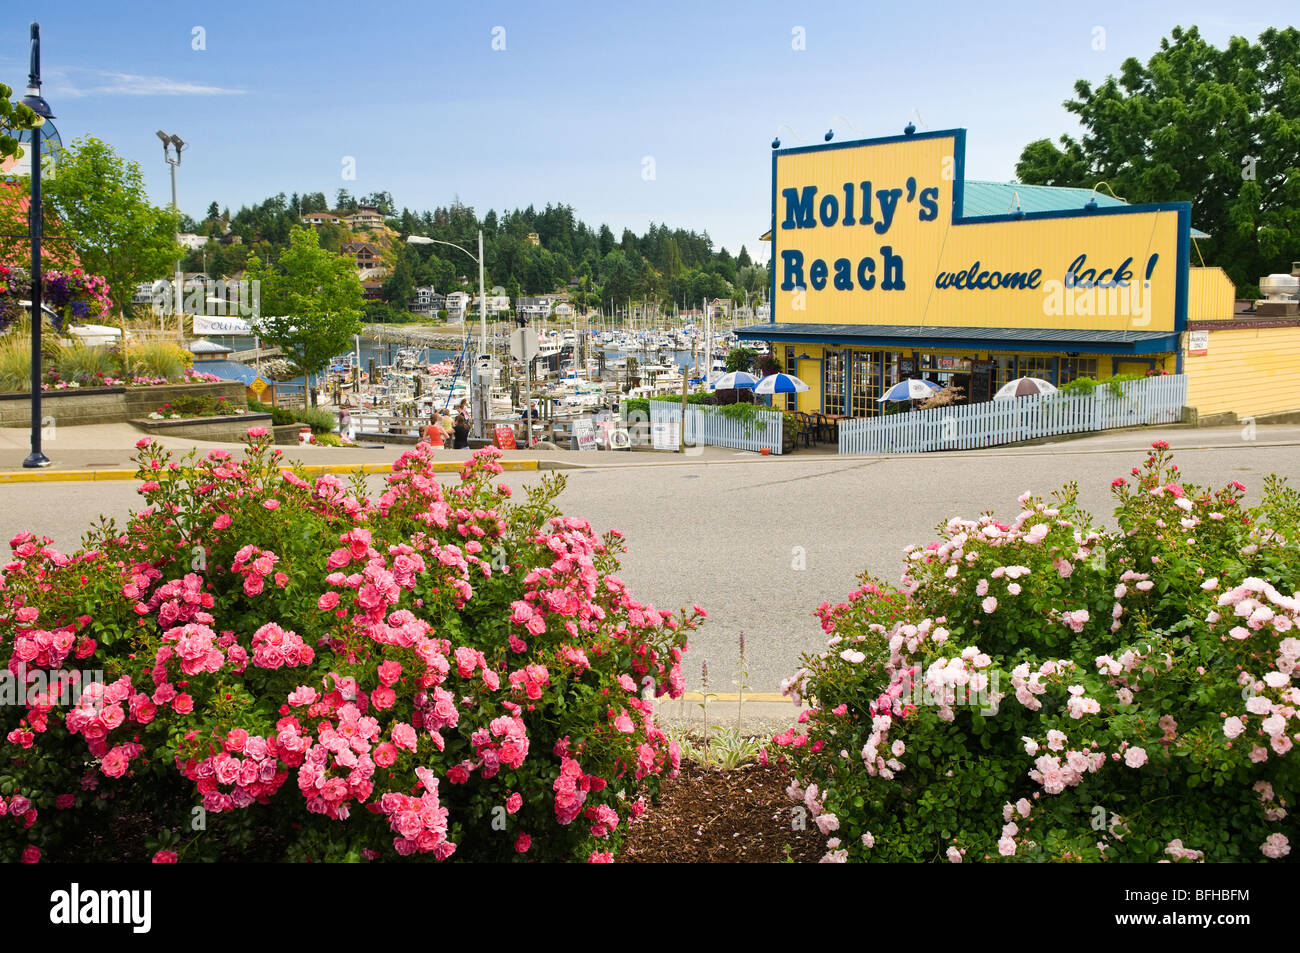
[753,372,810,395]
[878,378,942,402]
[708,370,760,391]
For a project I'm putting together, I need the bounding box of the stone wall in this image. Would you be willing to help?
[0,381,247,428]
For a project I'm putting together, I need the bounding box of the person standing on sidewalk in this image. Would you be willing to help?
[453,400,471,449]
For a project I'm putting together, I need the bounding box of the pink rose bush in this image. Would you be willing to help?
[0,431,697,862]
[773,445,1299,862]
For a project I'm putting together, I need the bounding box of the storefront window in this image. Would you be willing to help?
[1019,354,1056,384]
[1059,357,1099,384]
[850,350,882,417]
[992,354,1016,392]
[823,350,846,416]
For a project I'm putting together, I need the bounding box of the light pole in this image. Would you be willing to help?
[20,22,55,468]
[157,130,184,338]
[406,231,487,355]
[407,231,489,439]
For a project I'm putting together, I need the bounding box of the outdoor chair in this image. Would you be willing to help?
[794,412,814,447]
[814,413,837,443]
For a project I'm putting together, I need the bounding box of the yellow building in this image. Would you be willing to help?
[738,128,1299,423]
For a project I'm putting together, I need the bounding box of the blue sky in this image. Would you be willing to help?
[2,1,1292,261]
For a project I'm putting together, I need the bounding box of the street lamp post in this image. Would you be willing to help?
[20,22,54,468]
[407,230,489,439]
[157,130,184,339]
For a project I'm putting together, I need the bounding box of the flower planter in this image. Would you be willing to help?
[132,412,273,442]
[0,380,247,428]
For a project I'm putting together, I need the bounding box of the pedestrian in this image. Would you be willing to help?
[453,399,471,449]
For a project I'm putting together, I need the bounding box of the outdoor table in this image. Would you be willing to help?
[819,413,848,442]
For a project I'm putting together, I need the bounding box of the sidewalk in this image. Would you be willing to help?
[0,422,778,481]
[2,421,1297,483]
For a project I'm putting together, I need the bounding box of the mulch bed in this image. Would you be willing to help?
[622,759,823,863]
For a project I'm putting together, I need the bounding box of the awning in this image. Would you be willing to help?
[734,323,1180,356]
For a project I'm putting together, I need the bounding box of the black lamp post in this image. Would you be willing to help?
[20,22,54,468]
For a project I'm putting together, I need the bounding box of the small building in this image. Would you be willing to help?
[341,241,381,271]
[735,127,1300,423]
[445,290,470,320]
[345,207,385,230]
[515,295,560,322]
[360,281,385,302]
[471,294,512,315]
[409,287,446,317]
[301,212,344,227]
[186,338,234,362]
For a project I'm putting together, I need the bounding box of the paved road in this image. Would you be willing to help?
[2,427,1298,694]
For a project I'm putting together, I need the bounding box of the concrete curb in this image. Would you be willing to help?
[0,459,541,484]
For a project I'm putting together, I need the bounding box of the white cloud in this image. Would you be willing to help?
[48,68,245,98]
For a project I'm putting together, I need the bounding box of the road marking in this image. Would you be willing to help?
[0,459,540,484]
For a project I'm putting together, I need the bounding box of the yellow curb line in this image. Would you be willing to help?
[675,692,791,703]
[0,460,539,484]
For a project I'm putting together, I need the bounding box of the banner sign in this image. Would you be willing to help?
[772,130,1188,333]
[193,315,253,335]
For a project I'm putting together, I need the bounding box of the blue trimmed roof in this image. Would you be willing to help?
[197,360,258,384]
[964,182,1209,237]
[734,323,1178,356]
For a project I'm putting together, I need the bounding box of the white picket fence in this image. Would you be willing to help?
[649,401,785,454]
[839,374,1188,455]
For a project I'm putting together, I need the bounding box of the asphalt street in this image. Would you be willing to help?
[3,427,1297,694]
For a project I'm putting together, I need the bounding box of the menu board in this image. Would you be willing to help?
[572,419,598,451]
[652,419,679,451]
[969,360,994,403]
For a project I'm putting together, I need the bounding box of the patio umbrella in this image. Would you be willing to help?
[753,372,810,394]
[878,378,941,402]
[708,370,759,391]
[992,377,1058,400]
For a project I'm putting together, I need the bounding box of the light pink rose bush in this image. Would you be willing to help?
[0,431,698,862]
[772,444,1299,862]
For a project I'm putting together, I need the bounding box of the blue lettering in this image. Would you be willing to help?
[880,246,904,290]
[809,258,828,291]
[819,194,839,228]
[875,189,903,234]
[841,182,856,226]
[781,187,818,230]
[833,258,854,290]
[780,250,805,291]
[858,257,876,290]
[859,182,873,227]
[918,187,939,221]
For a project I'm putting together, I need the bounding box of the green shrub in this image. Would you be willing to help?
[56,341,116,384]
[774,444,1300,863]
[0,438,699,862]
[128,341,189,380]
[248,399,298,427]
[296,406,337,434]
[151,393,241,418]
[0,337,31,392]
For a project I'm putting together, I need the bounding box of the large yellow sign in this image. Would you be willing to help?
[772,131,1189,333]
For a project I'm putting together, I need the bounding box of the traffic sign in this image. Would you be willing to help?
[509,328,539,363]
